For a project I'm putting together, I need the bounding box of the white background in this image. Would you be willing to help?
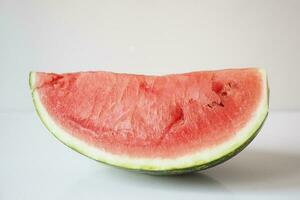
[1,1,300,200]
[1,0,300,112]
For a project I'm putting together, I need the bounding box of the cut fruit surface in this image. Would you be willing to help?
[30,68,269,174]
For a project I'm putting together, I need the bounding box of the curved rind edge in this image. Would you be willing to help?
[30,69,269,174]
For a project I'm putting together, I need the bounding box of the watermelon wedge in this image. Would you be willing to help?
[29,68,268,174]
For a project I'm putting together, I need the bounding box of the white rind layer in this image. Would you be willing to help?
[30,69,269,171]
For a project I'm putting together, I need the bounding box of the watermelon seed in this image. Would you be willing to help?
[207,104,213,108]
[207,101,224,108]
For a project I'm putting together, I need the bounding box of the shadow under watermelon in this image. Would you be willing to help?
[76,149,300,196]
[102,165,229,193]
[100,149,300,192]
[204,149,300,191]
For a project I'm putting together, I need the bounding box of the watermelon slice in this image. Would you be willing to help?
[29,68,268,174]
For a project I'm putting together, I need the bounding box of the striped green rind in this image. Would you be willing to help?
[29,69,269,175]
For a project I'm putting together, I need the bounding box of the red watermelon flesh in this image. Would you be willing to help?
[31,68,267,162]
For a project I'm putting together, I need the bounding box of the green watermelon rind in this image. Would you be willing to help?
[29,69,269,174]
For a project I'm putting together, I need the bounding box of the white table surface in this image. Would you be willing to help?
[1,110,299,200]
